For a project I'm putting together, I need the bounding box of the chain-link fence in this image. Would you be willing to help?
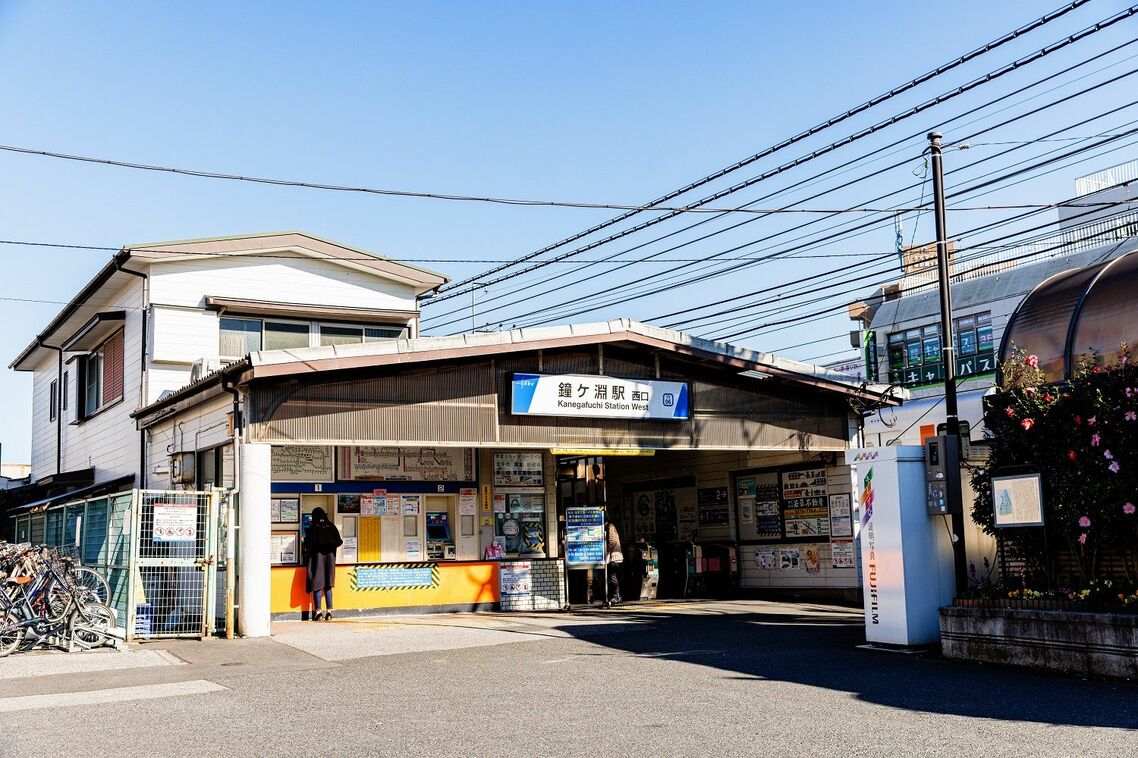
[8,488,233,640]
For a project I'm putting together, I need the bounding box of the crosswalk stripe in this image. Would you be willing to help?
[0,680,225,713]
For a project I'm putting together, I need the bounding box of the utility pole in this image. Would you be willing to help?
[928,131,969,594]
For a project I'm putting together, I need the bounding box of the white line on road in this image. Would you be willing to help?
[0,679,226,713]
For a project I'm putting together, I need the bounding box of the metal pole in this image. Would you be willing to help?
[928,131,969,595]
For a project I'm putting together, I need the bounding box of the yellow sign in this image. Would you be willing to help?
[481,484,492,513]
[550,448,655,457]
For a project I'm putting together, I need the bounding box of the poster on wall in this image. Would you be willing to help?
[831,539,855,569]
[271,498,300,524]
[565,507,605,566]
[459,488,478,516]
[271,446,334,482]
[633,492,656,537]
[697,487,729,526]
[341,536,358,563]
[781,467,828,500]
[739,497,755,525]
[754,547,777,570]
[339,446,475,481]
[337,494,361,514]
[677,493,698,541]
[401,494,421,515]
[779,547,801,571]
[783,500,830,538]
[270,531,298,565]
[754,500,782,540]
[493,452,544,486]
[828,493,853,538]
[803,545,821,575]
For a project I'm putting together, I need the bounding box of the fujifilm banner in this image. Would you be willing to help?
[511,373,689,421]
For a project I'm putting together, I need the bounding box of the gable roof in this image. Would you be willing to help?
[10,232,450,371]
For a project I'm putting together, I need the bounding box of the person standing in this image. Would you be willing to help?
[304,507,343,621]
[605,518,624,606]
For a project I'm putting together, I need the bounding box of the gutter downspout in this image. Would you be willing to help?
[221,373,243,640]
[116,259,148,489]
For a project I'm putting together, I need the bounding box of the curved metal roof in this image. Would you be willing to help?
[1000,249,1138,380]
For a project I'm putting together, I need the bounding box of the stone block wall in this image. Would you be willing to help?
[498,559,566,612]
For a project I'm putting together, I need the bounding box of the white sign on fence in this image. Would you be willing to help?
[500,563,533,596]
[153,502,197,543]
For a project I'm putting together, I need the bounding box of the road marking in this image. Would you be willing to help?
[0,680,226,713]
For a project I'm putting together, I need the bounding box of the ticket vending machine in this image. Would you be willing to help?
[847,446,956,646]
[426,511,455,561]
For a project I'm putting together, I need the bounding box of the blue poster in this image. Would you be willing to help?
[565,507,605,566]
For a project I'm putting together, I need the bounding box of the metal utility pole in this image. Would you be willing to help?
[928,131,969,594]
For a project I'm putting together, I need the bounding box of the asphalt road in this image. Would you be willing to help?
[0,600,1135,757]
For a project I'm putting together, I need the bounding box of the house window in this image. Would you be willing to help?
[49,379,58,421]
[62,371,69,412]
[319,323,407,346]
[219,317,262,356]
[220,317,310,356]
[79,331,124,418]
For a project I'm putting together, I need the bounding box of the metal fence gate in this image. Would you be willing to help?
[129,490,222,639]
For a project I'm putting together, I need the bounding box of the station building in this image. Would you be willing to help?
[133,318,901,633]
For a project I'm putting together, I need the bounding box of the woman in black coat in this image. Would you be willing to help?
[304,507,343,621]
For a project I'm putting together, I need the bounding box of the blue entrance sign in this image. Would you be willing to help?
[565,507,605,567]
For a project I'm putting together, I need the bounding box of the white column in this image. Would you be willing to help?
[238,443,272,637]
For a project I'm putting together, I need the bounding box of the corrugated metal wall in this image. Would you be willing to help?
[248,348,849,450]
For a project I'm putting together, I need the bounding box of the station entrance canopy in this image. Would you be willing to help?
[206,319,902,451]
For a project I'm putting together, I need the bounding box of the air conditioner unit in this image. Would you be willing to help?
[190,356,224,383]
[170,451,196,485]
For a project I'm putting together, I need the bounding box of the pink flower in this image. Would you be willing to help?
[1079,516,1091,528]
[1127,411,1137,422]
[1124,502,1136,515]
[1021,418,1035,431]
[1025,387,1037,394]
[1110,461,1121,473]
[1091,432,1101,446]
[1005,407,1016,418]
[1104,449,1114,460]
[1026,354,1039,368]
[1078,533,1088,545]
[1127,388,1134,398]
[1124,355,1131,366]
[1088,416,1097,426]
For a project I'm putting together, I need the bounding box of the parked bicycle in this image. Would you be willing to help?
[0,543,117,656]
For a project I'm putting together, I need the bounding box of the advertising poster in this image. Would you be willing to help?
[270,498,299,523]
[781,467,828,500]
[565,507,605,566]
[459,488,478,516]
[754,500,782,540]
[493,452,544,487]
[634,492,656,537]
[754,547,777,570]
[803,545,821,575]
[779,547,801,571]
[828,493,853,538]
[831,539,856,569]
[783,501,830,538]
[337,493,361,514]
[739,497,755,526]
[492,494,507,514]
[401,494,421,515]
[152,502,197,543]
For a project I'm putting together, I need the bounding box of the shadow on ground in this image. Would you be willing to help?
[544,602,1138,730]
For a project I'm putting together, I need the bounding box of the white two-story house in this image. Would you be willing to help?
[8,232,447,502]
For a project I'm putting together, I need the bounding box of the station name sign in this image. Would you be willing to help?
[511,373,689,421]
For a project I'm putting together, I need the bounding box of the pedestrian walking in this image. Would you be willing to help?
[304,507,343,621]
[605,517,624,606]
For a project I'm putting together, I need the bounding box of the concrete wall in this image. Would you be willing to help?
[941,606,1138,680]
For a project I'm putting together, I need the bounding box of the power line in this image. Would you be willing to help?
[433,0,1095,296]
[428,5,1138,305]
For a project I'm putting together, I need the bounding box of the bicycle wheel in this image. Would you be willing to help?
[0,607,25,657]
[69,602,116,650]
[70,567,111,606]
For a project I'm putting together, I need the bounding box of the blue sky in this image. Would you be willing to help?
[1,1,1134,464]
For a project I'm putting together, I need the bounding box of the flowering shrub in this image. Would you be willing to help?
[972,342,1138,592]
